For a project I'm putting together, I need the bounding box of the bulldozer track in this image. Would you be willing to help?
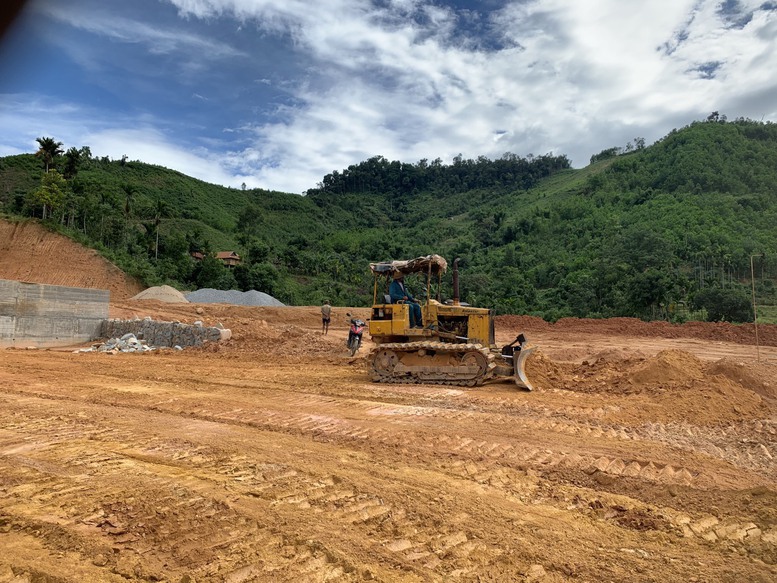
[369,342,496,386]
[4,384,774,488]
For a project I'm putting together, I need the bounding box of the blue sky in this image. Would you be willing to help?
[1,0,776,193]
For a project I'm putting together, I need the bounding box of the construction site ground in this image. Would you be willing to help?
[2,220,777,582]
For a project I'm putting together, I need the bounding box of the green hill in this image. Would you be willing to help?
[1,117,776,322]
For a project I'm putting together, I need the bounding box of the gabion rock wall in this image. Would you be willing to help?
[100,317,231,348]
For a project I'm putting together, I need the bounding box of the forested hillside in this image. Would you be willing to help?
[1,117,775,322]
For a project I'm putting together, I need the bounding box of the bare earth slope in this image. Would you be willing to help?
[1,231,777,582]
[0,218,143,300]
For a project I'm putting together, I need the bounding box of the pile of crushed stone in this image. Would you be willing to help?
[186,288,285,306]
[132,285,189,303]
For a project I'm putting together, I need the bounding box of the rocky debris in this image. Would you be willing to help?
[131,285,189,303]
[77,332,184,353]
[186,288,285,307]
[86,317,231,351]
[101,332,153,353]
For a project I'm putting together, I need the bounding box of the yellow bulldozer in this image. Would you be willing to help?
[366,255,535,389]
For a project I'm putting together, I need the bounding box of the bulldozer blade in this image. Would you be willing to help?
[513,345,536,391]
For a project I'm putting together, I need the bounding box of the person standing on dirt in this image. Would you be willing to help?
[321,300,332,335]
[389,273,423,328]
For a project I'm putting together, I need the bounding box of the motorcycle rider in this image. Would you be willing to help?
[346,312,365,355]
[389,272,422,328]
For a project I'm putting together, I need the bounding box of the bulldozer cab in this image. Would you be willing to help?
[368,255,445,340]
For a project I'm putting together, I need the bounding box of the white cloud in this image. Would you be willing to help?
[85,128,250,187]
[0,94,249,188]
[6,0,777,193]
[0,95,87,153]
[38,2,245,59]
[166,0,777,190]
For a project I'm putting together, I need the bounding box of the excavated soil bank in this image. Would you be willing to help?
[0,219,144,300]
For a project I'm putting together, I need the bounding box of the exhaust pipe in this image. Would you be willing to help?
[452,257,460,306]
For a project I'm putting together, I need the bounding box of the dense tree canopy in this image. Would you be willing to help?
[306,152,571,202]
[0,118,775,322]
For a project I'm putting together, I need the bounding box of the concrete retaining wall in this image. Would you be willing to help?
[0,279,109,348]
[100,318,231,348]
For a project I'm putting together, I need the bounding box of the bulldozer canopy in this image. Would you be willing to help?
[369,255,448,277]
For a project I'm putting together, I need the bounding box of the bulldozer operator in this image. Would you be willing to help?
[389,272,423,328]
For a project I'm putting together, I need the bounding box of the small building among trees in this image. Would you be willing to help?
[190,251,242,268]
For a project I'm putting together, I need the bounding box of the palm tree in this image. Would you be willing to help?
[35,137,64,173]
[153,197,170,260]
[122,183,136,221]
[97,190,113,243]
[63,147,82,179]
[121,183,136,247]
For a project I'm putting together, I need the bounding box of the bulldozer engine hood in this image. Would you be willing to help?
[369,254,448,277]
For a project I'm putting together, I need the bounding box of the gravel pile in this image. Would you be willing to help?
[186,288,285,306]
[132,285,190,303]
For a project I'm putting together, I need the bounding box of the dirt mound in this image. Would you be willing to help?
[497,315,777,347]
[132,285,189,303]
[495,314,551,332]
[628,349,706,385]
[200,322,341,359]
[530,347,770,425]
[523,350,566,391]
[707,358,777,402]
[0,218,144,300]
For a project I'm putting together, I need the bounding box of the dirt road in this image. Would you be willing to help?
[2,302,777,582]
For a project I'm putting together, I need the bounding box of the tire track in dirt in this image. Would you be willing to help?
[0,401,551,581]
[3,392,777,566]
[16,356,775,483]
[36,359,775,488]
[3,373,774,493]
[0,426,393,580]
[0,384,720,490]
[632,419,777,480]
[3,378,777,582]
[3,349,777,581]
[433,455,777,554]
[0,457,356,581]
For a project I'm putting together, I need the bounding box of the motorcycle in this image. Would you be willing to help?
[346,313,366,356]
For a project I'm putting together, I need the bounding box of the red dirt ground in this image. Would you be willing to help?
[2,219,777,582]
